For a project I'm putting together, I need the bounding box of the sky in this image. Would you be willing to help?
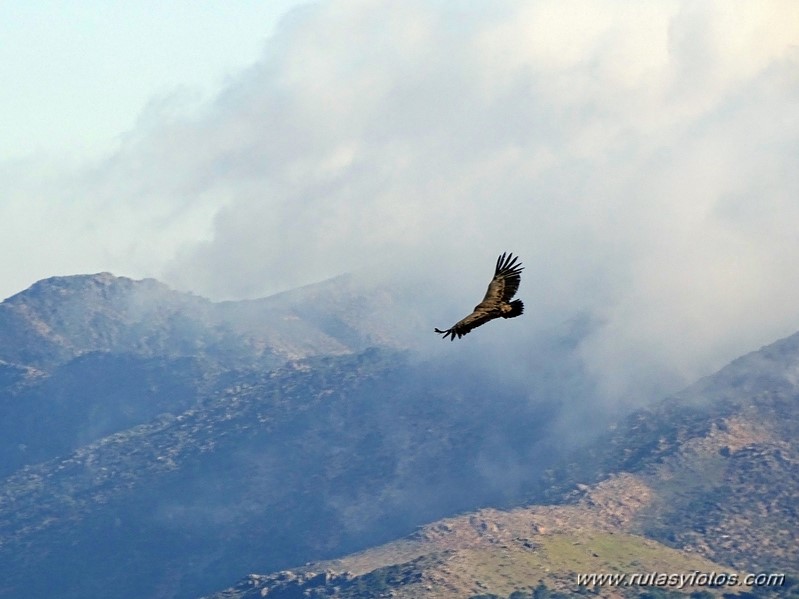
[2,0,799,404]
[0,1,307,162]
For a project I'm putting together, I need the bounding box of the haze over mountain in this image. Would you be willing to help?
[0,272,603,599]
[3,3,796,597]
[204,321,799,599]
[0,271,426,479]
[5,1,797,421]
[1,271,798,599]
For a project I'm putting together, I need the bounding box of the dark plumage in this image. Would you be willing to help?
[435,252,524,341]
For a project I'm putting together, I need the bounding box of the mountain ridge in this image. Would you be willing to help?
[0,271,426,478]
[1,272,797,599]
[201,331,799,598]
[0,271,434,372]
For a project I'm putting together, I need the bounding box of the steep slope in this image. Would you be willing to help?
[199,475,738,599]
[202,332,799,599]
[0,272,604,599]
[544,330,799,573]
[0,353,214,477]
[0,346,578,599]
[15,272,798,599]
[0,272,423,477]
[0,271,419,373]
[0,273,216,370]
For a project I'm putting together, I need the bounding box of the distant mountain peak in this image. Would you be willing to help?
[0,271,420,372]
[0,273,214,370]
[6,271,180,301]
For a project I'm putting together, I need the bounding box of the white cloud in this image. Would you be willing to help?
[2,0,798,404]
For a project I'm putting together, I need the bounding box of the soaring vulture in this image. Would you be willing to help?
[435,252,524,341]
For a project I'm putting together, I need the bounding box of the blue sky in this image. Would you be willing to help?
[0,1,307,161]
[1,0,798,404]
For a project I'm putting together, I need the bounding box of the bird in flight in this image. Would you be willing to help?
[435,252,524,341]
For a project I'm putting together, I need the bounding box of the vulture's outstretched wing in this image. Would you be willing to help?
[435,252,524,341]
[481,252,523,304]
[434,309,497,341]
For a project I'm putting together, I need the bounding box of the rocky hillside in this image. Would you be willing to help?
[0,274,596,599]
[0,272,425,477]
[202,333,799,598]
[0,346,580,599]
[544,331,799,573]
[0,271,420,372]
[4,272,798,599]
[199,475,739,599]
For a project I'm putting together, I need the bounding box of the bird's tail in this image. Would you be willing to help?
[503,300,524,319]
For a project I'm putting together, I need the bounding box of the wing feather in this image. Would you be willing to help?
[481,252,523,304]
[434,308,496,341]
[434,252,524,340]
